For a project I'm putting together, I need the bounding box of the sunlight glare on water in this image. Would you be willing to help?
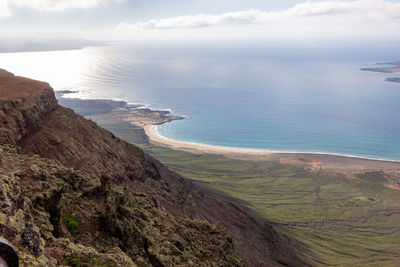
[0,48,94,94]
[1,44,400,160]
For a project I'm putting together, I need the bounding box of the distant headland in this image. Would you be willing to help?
[361,61,400,83]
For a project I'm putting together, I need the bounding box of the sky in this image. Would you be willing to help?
[1,0,400,45]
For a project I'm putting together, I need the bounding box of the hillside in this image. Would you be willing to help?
[87,95,400,266]
[0,70,304,266]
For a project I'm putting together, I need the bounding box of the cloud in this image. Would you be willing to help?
[8,0,124,11]
[118,0,400,30]
[129,10,262,29]
[0,0,11,19]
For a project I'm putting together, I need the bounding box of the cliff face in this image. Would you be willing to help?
[0,75,58,145]
[0,72,304,266]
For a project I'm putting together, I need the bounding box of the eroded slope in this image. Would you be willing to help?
[0,71,304,266]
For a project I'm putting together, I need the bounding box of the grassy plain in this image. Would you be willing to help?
[94,118,400,266]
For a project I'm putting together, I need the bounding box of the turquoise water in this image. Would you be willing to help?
[1,43,399,160]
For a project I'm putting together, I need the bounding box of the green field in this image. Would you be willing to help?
[94,119,400,266]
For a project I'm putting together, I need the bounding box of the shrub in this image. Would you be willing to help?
[180,253,188,261]
[64,253,81,267]
[62,214,79,230]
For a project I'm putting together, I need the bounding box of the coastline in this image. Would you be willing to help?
[59,93,400,171]
[144,124,400,171]
[361,61,400,83]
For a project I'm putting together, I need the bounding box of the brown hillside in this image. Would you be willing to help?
[0,72,304,266]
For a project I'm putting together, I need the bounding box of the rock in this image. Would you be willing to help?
[0,71,304,266]
[20,227,41,257]
[0,69,14,76]
[0,75,58,145]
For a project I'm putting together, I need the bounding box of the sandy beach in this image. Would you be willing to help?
[144,124,400,171]
[78,95,400,172]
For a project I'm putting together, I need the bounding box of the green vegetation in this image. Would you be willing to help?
[64,253,81,267]
[96,120,400,266]
[62,213,79,230]
[180,253,188,261]
[63,252,115,267]
[355,171,387,183]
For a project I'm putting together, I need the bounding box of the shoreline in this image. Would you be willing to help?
[58,91,400,171]
[144,124,400,171]
[361,61,400,83]
[144,124,400,162]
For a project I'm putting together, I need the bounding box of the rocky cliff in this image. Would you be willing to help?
[0,70,304,266]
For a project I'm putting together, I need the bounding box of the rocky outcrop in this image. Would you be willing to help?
[0,69,14,77]
[0,145,243,266]
[0,75,58,145]
[0,72,304,266]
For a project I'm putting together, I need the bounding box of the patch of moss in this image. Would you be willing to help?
[180,253,188,261]
[62,213,79,230]
[64,253,81,267]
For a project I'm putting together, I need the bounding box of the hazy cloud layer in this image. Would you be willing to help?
[0,0,11,19]
[6,0,123,12]
[1,0,400,42]
[119,0,400,29]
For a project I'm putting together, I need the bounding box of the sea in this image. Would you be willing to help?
[1,41,399,160]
